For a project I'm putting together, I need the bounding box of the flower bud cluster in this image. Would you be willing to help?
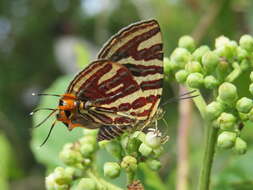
[99,129,167,181]
[45,167,74,190]
[166,35,253,155]
[165,35,253,90]
[46,127,166,189]
[207,82,250,154]
[46,129,99,189]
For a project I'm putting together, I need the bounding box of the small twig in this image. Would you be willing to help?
[176,86,192,190]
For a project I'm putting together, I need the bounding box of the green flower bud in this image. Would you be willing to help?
[121,156,137,172]
[248,108,253,122]
[240,59,250,71]
[217,131,237,149]
[59,144,83,166]
[204,75,219,89]
[236,97,253,113]
[212,119,220,129]
[206,101,224,121]
[46,168,73,190]
[145,131,162,149]
[250,72,253,82]
[98,140,110,148]
[53,167,73,185]
[185,61,203,73]
[178,35,196,52]
[83,128,98,137]
[146,159,162,171]
[217,60,229,74]
[45,174,69,190]
[192,45,210,62]
[237,47,248,61]
[239,112,249,121]
[83,158,92,167]
[103,162,121,179]
[215,41,238,59]
[131,131,146,142]
[164,57,172,74]
[215,36,230,49]
[217,112,236,130]
[76,178,97,190]
[45,174,57,190]
[186,73,204,88]
[171,48,191,69]
[138,143,152,157]
[80,143,95,158]
[79,136,96,147]
[175,70,188,83]
[234,137,247,155]
[202,52,219,72]
[218,82,238,105]
[153,147,164,158]
[104,141,122,159]
[239,34,253,52]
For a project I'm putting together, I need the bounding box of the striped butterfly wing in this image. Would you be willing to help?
[97,19,163,121]
[67,60,143,126]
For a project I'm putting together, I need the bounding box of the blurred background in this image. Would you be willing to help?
[1,0,253,189]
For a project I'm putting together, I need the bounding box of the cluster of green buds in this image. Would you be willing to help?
[45,127,167,189]
[165,34,253,155]
[100,129,167,181]
[45,129,99,190]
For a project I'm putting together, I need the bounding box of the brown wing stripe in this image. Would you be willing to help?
[140,79,163,91]
[124,63,163,77]
[110,29,161,62]
[88,110,113,124]
[97,125,131,141]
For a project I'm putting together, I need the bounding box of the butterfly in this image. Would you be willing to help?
[33,19,164,145]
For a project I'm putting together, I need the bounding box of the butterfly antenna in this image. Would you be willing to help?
[30,108,56,116]
[32,93,61,97]
[33,109,57,128]
[178,90,197,98]
[40,120,57,147]
[161,91,199,107]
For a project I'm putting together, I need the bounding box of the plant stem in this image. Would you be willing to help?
[197,123,218,190]
[188,88,207,118]
[126,172,135,185]
[186,88,218,190]
[225,62,241,82]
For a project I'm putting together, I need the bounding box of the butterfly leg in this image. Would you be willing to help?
[97,125,131,141]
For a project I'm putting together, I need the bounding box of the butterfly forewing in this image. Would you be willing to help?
[67,60,144,125]
[98,19,163,121]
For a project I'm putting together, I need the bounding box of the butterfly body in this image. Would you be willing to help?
[43,19,163,142]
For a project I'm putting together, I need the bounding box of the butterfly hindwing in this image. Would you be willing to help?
[98,19,163,120]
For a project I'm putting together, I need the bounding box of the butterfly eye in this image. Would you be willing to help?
[59,100,64,106]
[64,110,71,118]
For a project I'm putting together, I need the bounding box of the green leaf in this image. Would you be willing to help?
[74,43,90,69]
[137,163,167,190]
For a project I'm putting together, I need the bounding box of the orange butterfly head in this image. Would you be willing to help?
[56,93,81,130]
